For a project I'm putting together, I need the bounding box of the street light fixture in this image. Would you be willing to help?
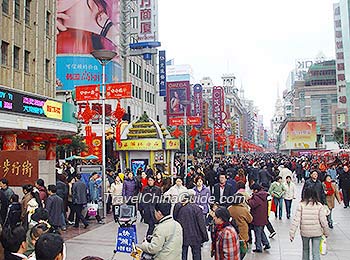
[180,100,191,171]
[91,49,117,218]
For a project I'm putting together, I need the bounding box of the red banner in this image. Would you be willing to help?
[169,117,184,126]
[106,82,132,99]
[76,85,100,101]
[187,116,201,125]
[202,128,212,135]
[214,128,225,135]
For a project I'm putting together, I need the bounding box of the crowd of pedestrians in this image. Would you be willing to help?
[0,153,349,259]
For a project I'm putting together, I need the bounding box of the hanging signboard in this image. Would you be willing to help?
[106,83,132,99]
[75,84,100,101]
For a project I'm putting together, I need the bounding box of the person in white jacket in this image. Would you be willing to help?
[279,164,292,183]
[289,185,329,260]
[283,176,296,219]
[163,178,188,204]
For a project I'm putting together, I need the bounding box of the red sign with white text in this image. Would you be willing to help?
[187,116,201,125]
[106,83,132,99]
[202,128,212,135]
[168,117,184,126]
[214,128,225,135]
[75,85,100,101]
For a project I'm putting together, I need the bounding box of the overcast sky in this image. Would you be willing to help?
[158,0,337,127]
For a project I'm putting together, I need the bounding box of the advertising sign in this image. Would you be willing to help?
[106,83,132,99]
[56,0,120,56]
[167,81,190,125]
[138,0,157,42]
[202,128,212,135]
[159,50,166,96]
[56,56,121,91]
[168,117,184,126]
[75,85,100,101]
[193,84,203,126]
[117,139,162,151]
[0,86,63,120]
[116,225,137,253]
[0,151,43,186]
[282,121,317,150]
[187,116,201,125]
[333,3,347,109]
[212,86,224,131]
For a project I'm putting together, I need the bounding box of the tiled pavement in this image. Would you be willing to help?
[65,183,350,260]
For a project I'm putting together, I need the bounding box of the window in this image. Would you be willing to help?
[25,0,31,25]
[2,0,9,14]
[45,59,50,79]
[13,46,20,69]
[24,50,30,72]
[132,84,135,97]
[15,0,20,20]
[129,60,132,73]
[135,85,138,98]
[138,87,142,99]
[1,41,9,65]
[46,11,51,35]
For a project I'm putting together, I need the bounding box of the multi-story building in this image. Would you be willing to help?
[293,60,338,148]
[271,92,285,148]
[0,0,76,182]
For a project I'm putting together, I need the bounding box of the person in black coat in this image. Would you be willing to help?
[302,170,326,205]
[0,226,27,260]
[139,176,162,236]
[0,189,9,225]
[4,194,22,230]
[339,165,350,208]
[173,191,209,260]
[46,185,64,231]
[72,174,89,228]
[205,164,217,194]
[213,172,235,207]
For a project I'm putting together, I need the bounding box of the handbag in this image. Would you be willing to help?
[319,235,327,255]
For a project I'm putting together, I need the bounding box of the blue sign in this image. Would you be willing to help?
[56,55,122,91]
[159,50,166,96]
[116,225,137,253]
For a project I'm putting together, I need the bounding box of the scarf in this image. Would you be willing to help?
[211,222,231,252]
[324,181,334,196]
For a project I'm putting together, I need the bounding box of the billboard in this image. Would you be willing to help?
[56,0,121,91]
[166,81,190,124]
[138,0,157,42]
[212,86,225,132]
[159,50,166,96]
[193,84,203,127]
[281,121,317,150]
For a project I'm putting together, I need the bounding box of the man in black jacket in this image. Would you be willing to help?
[174,191,208,260]
[72,174,89,228]
[213,172,235,207]
[302,170,326,204]
[339,165,350,208]
[0,226,27,260]
[139,176,162,236]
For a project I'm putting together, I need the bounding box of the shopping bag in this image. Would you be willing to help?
[270,198,276,213]
[87,203,98,217]
[239,240,248,256]
[320,235,327,255]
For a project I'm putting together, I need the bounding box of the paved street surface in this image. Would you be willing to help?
[65,183,350,260]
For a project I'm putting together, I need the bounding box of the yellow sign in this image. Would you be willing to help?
[43,100,63,120]
[165,139,180,150]
[117,139,163,151]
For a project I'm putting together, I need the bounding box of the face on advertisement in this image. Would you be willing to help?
[57,0,119,52]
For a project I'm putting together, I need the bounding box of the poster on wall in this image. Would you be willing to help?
[166,81,190,125]
[56,0,122,91]
[284,121,317,150]
[131,159,149,175]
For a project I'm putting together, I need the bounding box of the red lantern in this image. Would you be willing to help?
[49,137,58,143]
[171,126,183,138]
[189,127,199,150]
[61,138,72,145]
[111,100,126,146]
[33,136,43,143]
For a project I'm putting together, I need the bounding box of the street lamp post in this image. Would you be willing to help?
[181,100,191,171]
[91,50,117,218]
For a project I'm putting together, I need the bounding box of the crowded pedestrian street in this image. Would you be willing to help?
[63,182,350,260]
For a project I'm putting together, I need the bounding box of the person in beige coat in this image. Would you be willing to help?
[323,175,341,229]
[139,201,183,260]
[289,185,329,260]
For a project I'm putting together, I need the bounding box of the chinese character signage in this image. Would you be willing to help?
[193,84,203,126]
[116,225,137,253]
[138,0,157,42]
[333,3,347,109]
[187,116,201,125]
[167,81,190,125]
[165,139,180,150]
[106,83,132,99]
[0,86,63,120]
[0,151,41,186]
[212,86,224,133]
[117,139,163,151]
[168,117,184,126]
[75,85,100,101]
[159,50,166,96]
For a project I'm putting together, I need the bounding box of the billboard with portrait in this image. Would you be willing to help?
[56,0,121,91]
[166,81,190,124]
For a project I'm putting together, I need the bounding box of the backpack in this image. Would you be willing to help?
[4,203,22,229]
